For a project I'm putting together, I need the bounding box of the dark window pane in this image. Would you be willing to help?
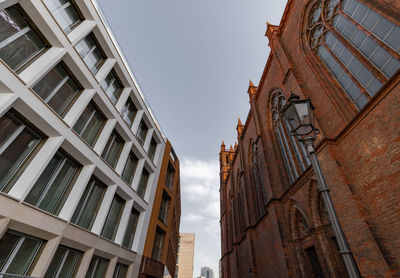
[71,179,105,230]
[122,152,138,185]
[76,34,105,75]
[86,256,108,278]
[101,196,125,240]
[121,100,137,127]
[73,102,105,147]
[33,64,80,115]
[101,131,123,168]
[0,30,45,71]
[0,232,20,270]
[0,113,20,147]
[122,209,139,249]
[113,263,128,278]
[137,169,149,198]
[6,236,42,274]
[0,8,27,42]
[101,71,122,104]
[0,121,40,193]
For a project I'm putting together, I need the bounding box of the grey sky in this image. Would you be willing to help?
[96,0,287,277]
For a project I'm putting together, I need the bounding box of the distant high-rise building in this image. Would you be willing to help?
[201,266,214,278]
[176,233,195,278]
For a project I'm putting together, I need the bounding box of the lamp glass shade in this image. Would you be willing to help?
[283,98,315,136]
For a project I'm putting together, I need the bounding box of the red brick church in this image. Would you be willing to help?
[219,0,400,277]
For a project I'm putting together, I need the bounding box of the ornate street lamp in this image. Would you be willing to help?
[282,93,360,278]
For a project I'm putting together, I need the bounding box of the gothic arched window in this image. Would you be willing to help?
[272,93,310,184]
[250,140,267,216]
[307,0,400,109]
[236,171,246,234]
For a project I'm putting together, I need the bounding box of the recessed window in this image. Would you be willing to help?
[151,228,165,261]
[43,0,81,34]
[165,163,175,190]
[85,255,109,278]
[148,138,157,161]
[75,33,105,75]
[158,191,170,224]
[71,177,106,230]
[0,230,43,275]
[101,70,123,104]
[137,168,149,198]
[101,130,124,168]
[44,245,82,278]
[0,112,42,193]
[136,120,148,146]
[25,150,79,215]
[122,208,140,249]
[112,263,128,278]
[121,98,137,127]
[32,63,81,116]
[73,101,105,147]
[0,5,46,72]
[121,152,138,185]
[101,195,125,241]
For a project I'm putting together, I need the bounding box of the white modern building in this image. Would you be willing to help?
[0,0,168,277]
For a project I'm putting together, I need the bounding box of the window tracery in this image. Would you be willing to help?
[271,93,310,184]
[307,0,400,109]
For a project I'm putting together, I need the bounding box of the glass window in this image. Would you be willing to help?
[136,120,148,146]
[0,112,42,193]
[121,99,137,127]
[101,195,125,240]
[121,152,138,185]
[136,168,149,198]
[0,5,46,71]
[158,192,170,224]
[32,63,81,116]
[45,245,82,278]
[75,34,105,75]
[101,131,124,168]
[43,0,81,34]
[85,255,108,278]
[73,102,105,147]
[122,208,140,249]
[148,138,157,161]
[25,151,79,215]
[308,0,400,110]
[165,163,175,190]
[71,178,106,230]
[0,230,43,275]
[112,263,128,278]
[101,70,123,104]
[151,229,164,261]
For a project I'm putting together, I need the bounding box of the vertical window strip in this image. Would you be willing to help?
[342,0,400,52]
[325,31,382,96]
[317,45,369,109]
[333,14,400,78]
[122,209,139,249]
[278,122,298,178]
[101,195,124,240]
[275,126,295,183]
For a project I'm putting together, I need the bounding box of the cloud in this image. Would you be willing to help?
[182,213,205,222]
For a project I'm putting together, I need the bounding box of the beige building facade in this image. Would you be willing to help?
[176,233,195,278]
